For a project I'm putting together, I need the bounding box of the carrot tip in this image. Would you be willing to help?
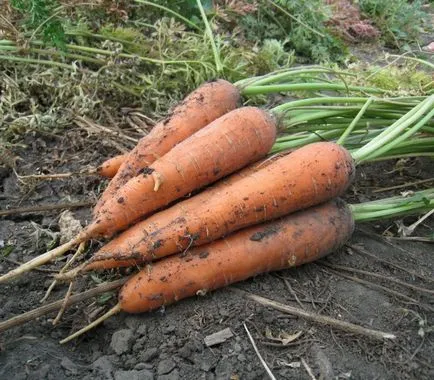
[59,303,122,344]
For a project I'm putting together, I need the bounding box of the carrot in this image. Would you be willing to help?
[97,154,128,178]
[83,155,283,271]
[93,79,240,215]
[0,106,276,283]
[85,141,354,270]
[59,199,354,343]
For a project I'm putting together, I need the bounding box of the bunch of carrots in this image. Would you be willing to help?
[1,73,433,343]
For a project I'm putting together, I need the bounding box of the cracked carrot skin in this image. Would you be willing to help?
[97,154,128,178]
[94,79,240,215]
[119,199,355,314]
[88,106,277,239]
[86,142,354,270]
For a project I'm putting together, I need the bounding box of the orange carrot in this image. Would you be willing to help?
[94,79,240,215]
[0,106,275,284]
[86,142,354,270]
[90,106,276,237]
[119,199,354,313]
[97,154,128,178]
[60,199,354,343]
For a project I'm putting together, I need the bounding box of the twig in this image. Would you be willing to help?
[0,201,94,217]
[74,115,138,144]
[16,170,97,181]
[230,288,396,340]
[321,267,434,312]
[53,281,74,325]
[347,243,434,283]
[387,236,434,243]
[301,358,317,380]
[319,262,434,296]
[398,209,434,237]
[372,178,434,193]
[243,322,277,380]
[0,278,128,333]
[283,278,305,309]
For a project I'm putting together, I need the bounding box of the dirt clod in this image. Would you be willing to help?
[110,329,134,355]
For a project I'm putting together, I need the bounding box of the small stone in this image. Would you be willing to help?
[110,329,134,355]
[135,363,154,370]
[237,354,246,362]
[215,360,232,379]
[157,358,176,375]
[27,364,50,380]
[234,343,242,352]
[199,356,218,372]
[60,357,78,375]
[162,325,176,334]
[114,369,154,380]
[125,315,142,330]
[157,369,180,380]
[132,336,147,352]
[92,355,114,378]
[178,344,192,360]
[137,324,147,336]
[141,347,158,362]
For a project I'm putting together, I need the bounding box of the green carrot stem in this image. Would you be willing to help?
[0,54,73,69]
[352,96,434,163]
[196,0,223,73]
[363,107,434,162]
[337,98,374,145]
[243,83,386,96]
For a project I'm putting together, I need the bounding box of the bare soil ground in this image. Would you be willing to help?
[1,121,433,380]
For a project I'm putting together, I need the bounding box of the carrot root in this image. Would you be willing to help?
[40,241,87,303]
[54,262,88,282]
[0,236,83,284]
[59,303,122,344]
[119,199,354,314]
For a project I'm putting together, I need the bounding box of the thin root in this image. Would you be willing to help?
[53,281,74,325]
[152,171,164,191]
[54,262,88,282]
[0,237,83,284]
[60,303,122,344]
[41,242,87,303]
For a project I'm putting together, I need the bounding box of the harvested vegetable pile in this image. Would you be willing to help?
[1,71,433,348]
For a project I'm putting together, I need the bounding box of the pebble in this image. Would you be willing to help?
[234,343,242,352]
[110,329,134,355]
[215,360,233,379]
[137,324,148,336]
[157,358,176,375]
[60,357,78,375]
[162,325,176,334]
[114,369,154,380]
[92,355,114,378]
[27,364,50,380]
[141,347,159,362]
[157,369,180,380]
[135,363,154,370]
[199,356,218,372]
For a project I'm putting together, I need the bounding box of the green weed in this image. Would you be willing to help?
[359,0,432,48]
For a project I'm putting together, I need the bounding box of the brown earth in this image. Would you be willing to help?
[0,122,433,380]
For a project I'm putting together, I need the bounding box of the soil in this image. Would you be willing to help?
[1,126,433,380]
